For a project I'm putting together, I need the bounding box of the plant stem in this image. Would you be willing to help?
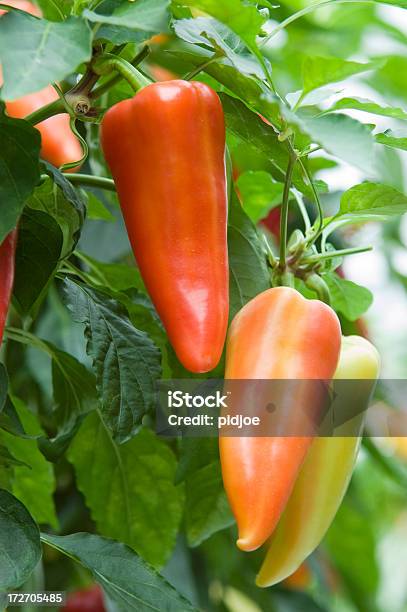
[296,154,324,243]
[43,172,116,192]
[279,147,297,267]
[183,55,218,80]
[303,245,373,263]
[93,53,151,93]
[90,45,150,99]
[292,189,311,232]
[24,98,66,125]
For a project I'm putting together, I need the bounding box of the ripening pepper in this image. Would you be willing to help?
[101,80,229,373]
[256,335,380,587]
[0,1,83,169]
[219,286,341,551]
[0,230,17,344]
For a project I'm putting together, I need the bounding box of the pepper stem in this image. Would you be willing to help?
[93,54,152,92]
[279,145,297,267]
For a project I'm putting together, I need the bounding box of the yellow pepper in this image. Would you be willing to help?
[256,335,380,588]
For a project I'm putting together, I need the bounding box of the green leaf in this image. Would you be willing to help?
[339,182,407,218]
[77,252,147,293]
[302,56,380,96]
[0,489,41,590]
[174,17,265,79]
[13,208,63,317]
[1,399,58,528]
[179,0,267,52]
[50,344,97,433]
[220,94,309,195]
[236,171,283,223]
[323,274,373,321]
[86,193,115,222]
[299,113,375,173]
[0,14,91,99]
[27,174,85,259]
[325,97,407,121]
[185,461,234,547]
[376,130,407,151]
[67,414,184,569]
[175,437,219,484]
[0,364,8,413]
[84,0,170,31]
[228,190,270,319]
[41,532,197,611]
[36,0,72,21]
[371,55,407,102]
[42,164,86,252]
[325,499,379,608]
[0,110,41,244]
[62,280,162,443]
[0,445,29,469]
[170,48,280,126]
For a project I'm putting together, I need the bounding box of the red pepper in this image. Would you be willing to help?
[62,585,106,612]
[0,1,83,170]
[0,230,17,345]
[220,286,341,551]
[101,80,229,373]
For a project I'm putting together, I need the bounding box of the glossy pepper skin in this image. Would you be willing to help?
[0,230,17,344]
[256,335,380,587]
[219,286,341,551]
[0,1,83,169]
[101,80,228,373]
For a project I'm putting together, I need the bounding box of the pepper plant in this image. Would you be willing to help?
[1,0,407,610]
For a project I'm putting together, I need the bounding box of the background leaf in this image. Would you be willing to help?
[68,414,184,569]
[0,489,41,590]
[42,532,197,611]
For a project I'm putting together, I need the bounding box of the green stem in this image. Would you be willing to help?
[41,172,116,192]
[93,53,151,93]
[304,273,331,304]
[292,189,311,232]
[303,245,373,263]
[90,45,150,99]
[24,98,66,125]
[184,55,218,80]
[296,154,324,243]
[279,146,297,267]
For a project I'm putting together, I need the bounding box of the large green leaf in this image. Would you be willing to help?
[185,461,234,547]
[325,97,407,121]
[0,489,41,590]
[0,399,57,528]
[220,94,310,195]
[179,0,268,52]
[339,182,407,218]
[323,273,373,322]
[228,190,270,319]
[0,13,91,99]
[236,171,283,223]
[62,279,162,443]
[376,130,407,151]
[298,113,375,173]
[0,110,41,243]
[13,208,63,317]
[42,532,197,611]
[68,414,184,569]
[84,0,170,31]
[302,56,380,96]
